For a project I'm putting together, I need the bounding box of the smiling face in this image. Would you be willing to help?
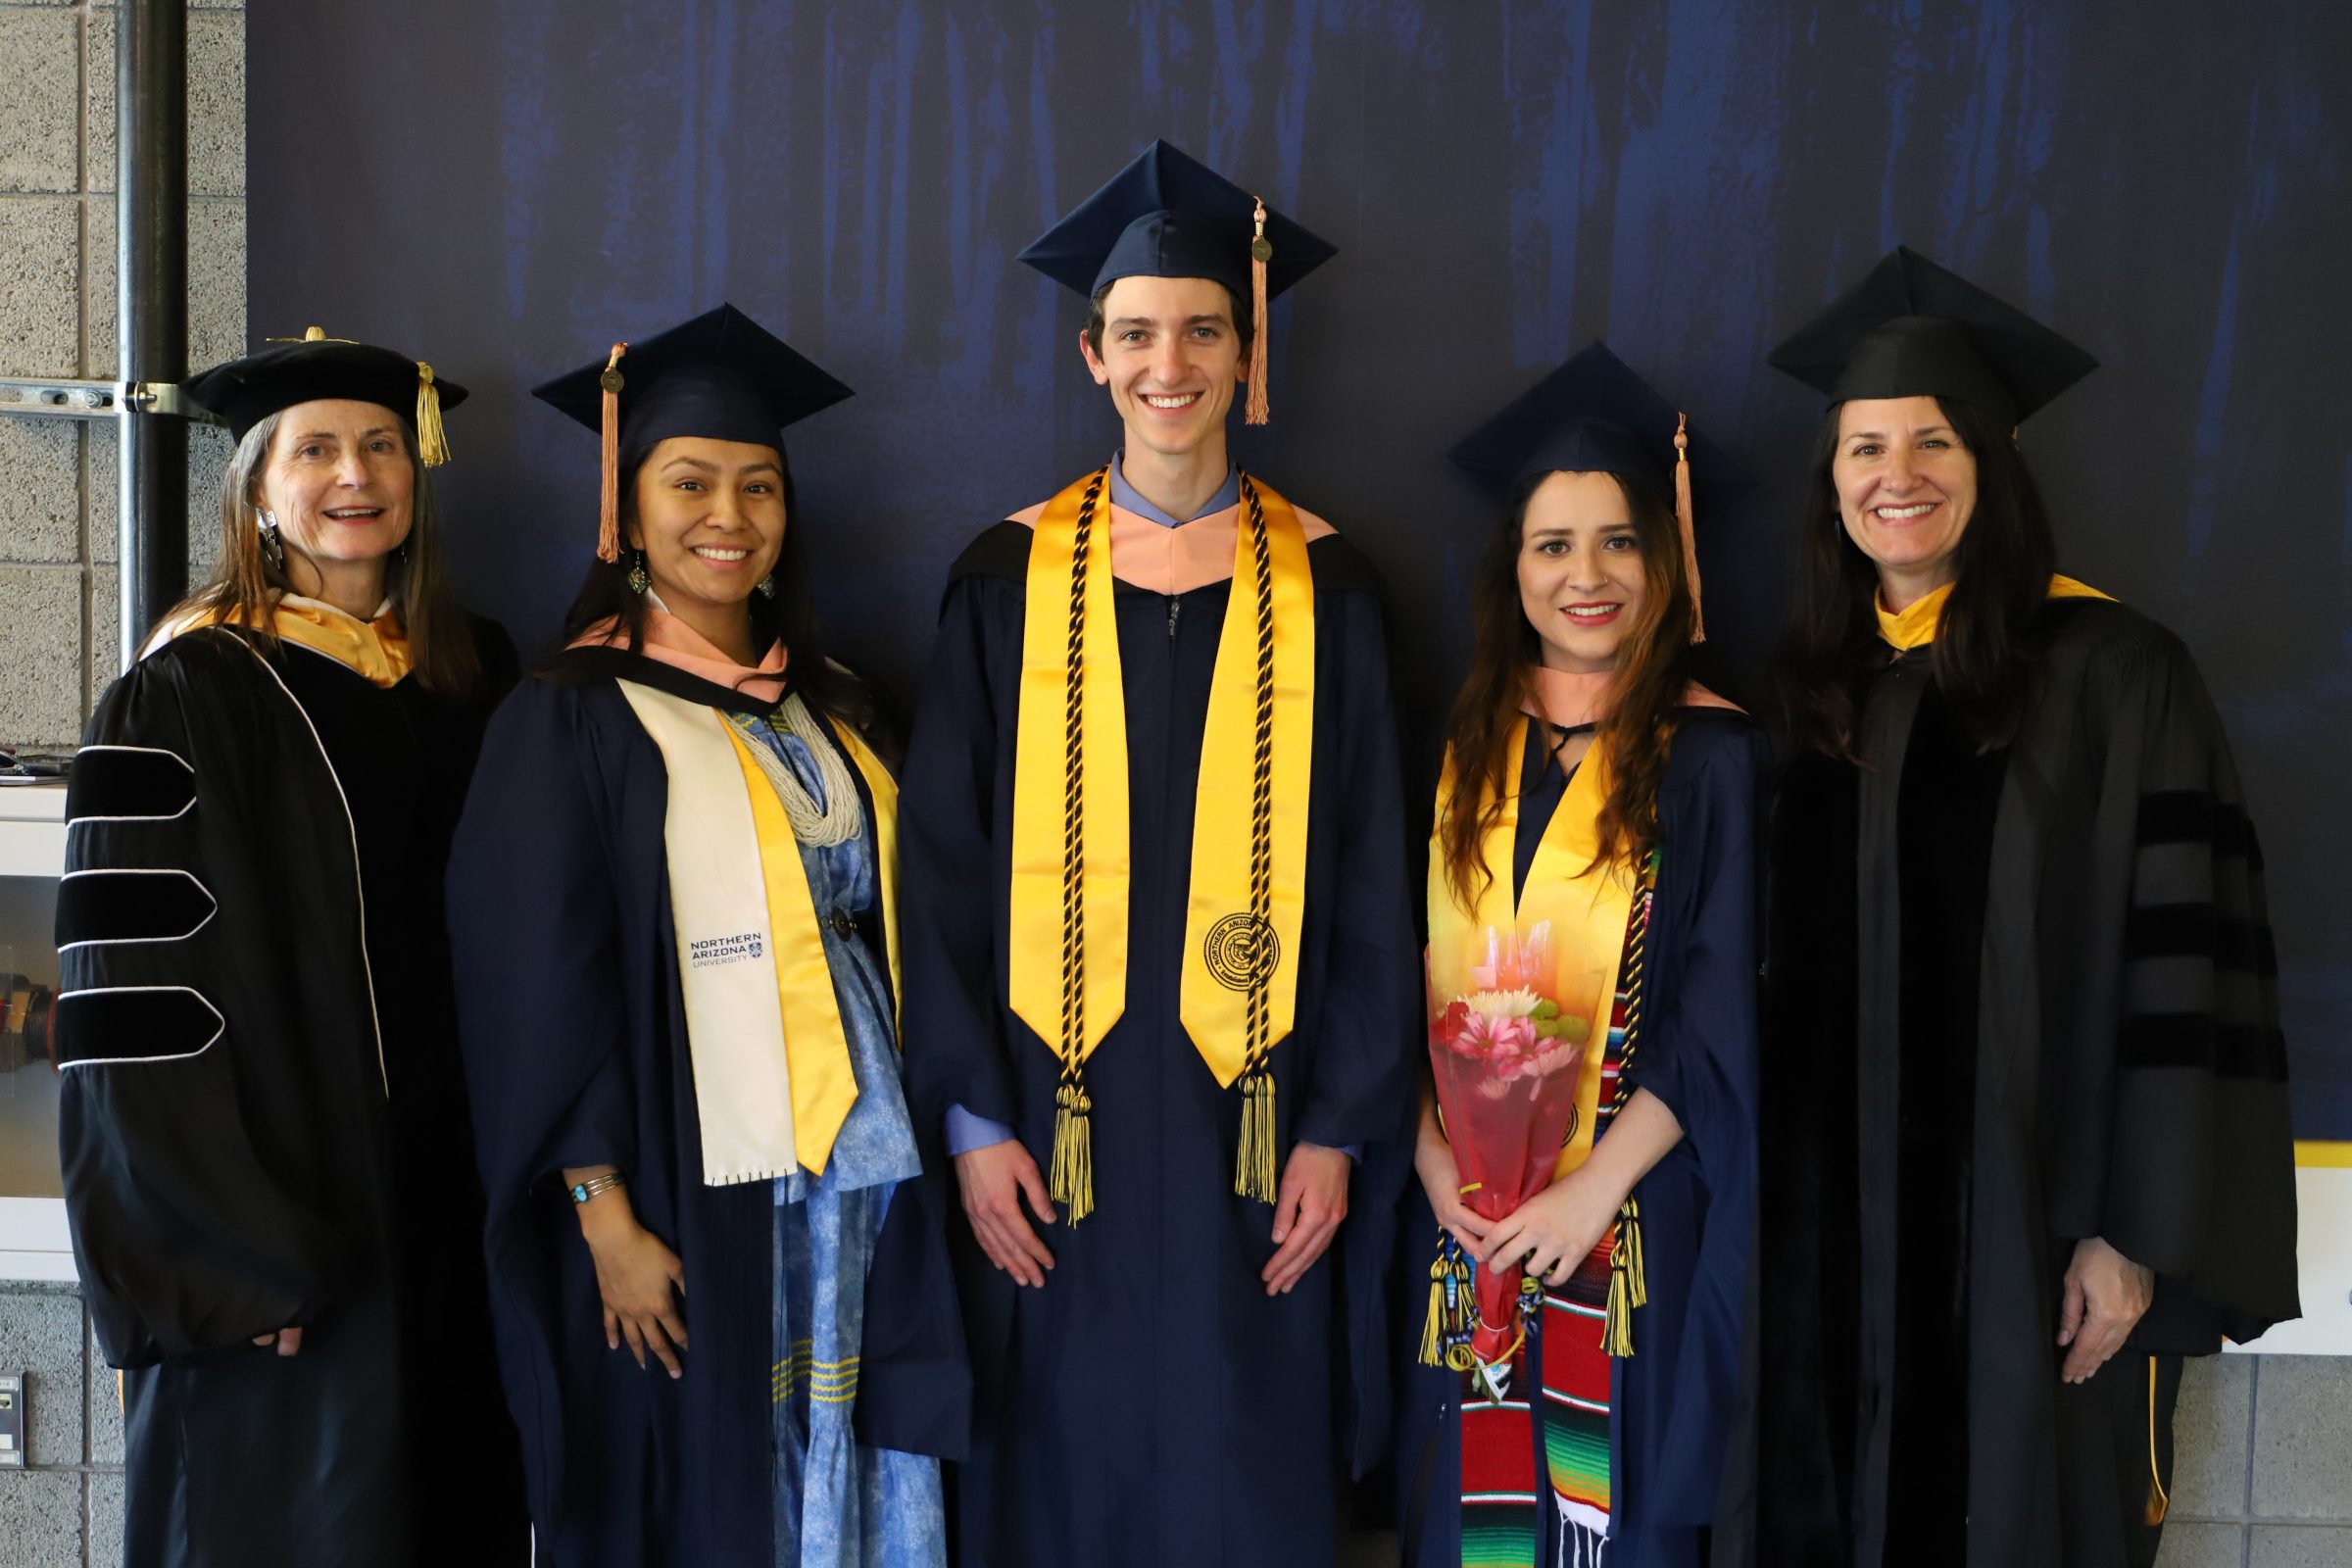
[1079,273,1249,462]
[253,399,416,576]
[1832,395,1980,605]
[1516,469,1649,674]
[626,436,789,620]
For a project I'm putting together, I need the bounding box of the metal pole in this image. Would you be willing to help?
[116,0,188,671]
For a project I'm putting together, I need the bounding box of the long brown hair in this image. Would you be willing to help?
[1436,467,1695,913]
[1773,395,2057,759]
[170,408,483,693]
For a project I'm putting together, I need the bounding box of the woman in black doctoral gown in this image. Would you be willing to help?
[53,332,525,1568]
[1727,248,2300,1568]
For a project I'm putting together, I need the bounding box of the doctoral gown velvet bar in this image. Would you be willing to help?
[896,517,1420,1568]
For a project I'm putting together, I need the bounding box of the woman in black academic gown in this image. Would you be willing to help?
[446,306,964,1568]
[1396,344,1759,1568]
[53,332,527,1568]
[1733,248,2300,1568]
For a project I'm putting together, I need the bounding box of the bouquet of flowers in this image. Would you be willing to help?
[1427,922,1602,1398]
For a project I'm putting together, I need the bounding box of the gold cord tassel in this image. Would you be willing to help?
[414,364,452,467]
[596,343,628,564]
[1050,1081,1095,1224]
[1245,198,1272,425]
[1674,412,1703,643]
[1419,1250,1448,1368]
[1234,1072,1279,1201]
[1602,1196,1646,1356]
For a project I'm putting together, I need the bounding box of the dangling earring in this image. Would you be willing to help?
[756,572,777,599]
[258,511,285,571]
[626,551,651,595]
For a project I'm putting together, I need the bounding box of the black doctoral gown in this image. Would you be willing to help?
[895,514,1421,1568]
[54,621,527,1568]
[444,650,968,1568]
[1730,598,2300,1568]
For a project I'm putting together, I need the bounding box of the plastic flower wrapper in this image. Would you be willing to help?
[1426,922,1602,1399]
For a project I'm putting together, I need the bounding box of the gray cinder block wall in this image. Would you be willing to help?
[1,4,2347,1567]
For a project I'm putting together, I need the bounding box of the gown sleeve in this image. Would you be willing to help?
[1294,582,1421,1153]
[2091,630,2299,1344]
[54,651,346,1365]
[446,677,636,1203]
[1620,720,1764,1518]
[896,571,1025,1138]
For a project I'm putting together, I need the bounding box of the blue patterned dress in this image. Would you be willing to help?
[748,722,946,1568]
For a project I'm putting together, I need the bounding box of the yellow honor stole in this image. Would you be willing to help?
[617,682,900,1183]
[159,595,414,687]
[1875,572,2114,651]
[1426,716,1652,1354]
[1009,467,1316,1220]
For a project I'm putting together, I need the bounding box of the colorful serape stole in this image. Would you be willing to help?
[1455,876,1652,1566]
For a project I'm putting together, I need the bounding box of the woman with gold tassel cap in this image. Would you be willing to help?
[1396,342,1761,1568]
[1730,248,2300,1568]
[446,303,964,1568]
[893,139,1420,1566]
[55,329,528,1567]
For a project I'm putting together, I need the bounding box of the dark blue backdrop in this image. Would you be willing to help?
[250,0,2351,1139]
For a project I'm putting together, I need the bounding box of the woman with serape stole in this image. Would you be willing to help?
[896,141,1419,1567]
[446,305,964,1567]
[1732,248,2300,1568]
[1398,344,1761,1568]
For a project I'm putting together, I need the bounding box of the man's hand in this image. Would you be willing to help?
[2057,1235,2154,1384]
[250,1326,304,1357]
[1261,1142,1351,1297]
[955,1138,1057,1288]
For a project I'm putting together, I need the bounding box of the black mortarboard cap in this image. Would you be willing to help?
[1019,140,1335,423]
[1450,341,1748,642]
[1018,139,1336,302]
[184,326,466,464]
[1768,245,2098,424]
[531,303,852,560]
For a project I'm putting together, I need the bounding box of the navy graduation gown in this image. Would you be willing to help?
[445,654,967,1568]
[1393,710,1763,1568]
[895,517,1421,1568]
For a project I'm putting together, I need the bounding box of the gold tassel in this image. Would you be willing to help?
[1235,1071,1279,1202]
[1673,412,1703,644]
[1245,197,1272,425]
[597,343,628,564]
[414,363,452,467]
[1603,1198,1646,1357]
[1050,1081,1094,1225]
[1419,1251,1448,1367]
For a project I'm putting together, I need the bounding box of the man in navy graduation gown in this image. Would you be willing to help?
[895,141,1420,1567]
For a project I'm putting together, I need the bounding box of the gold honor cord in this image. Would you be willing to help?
[1052,468,1108,1222]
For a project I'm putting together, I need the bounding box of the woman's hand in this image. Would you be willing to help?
[2057,1235,2153,1384]
[250,1327,304,1356]
[574,1188,689,1378]
[1482,1167,1620,1287]
[1414,1094,1492,1248]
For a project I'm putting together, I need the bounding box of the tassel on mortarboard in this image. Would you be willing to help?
[596,343,628,564]
[1245,197,1272,425]
[1674,412,1704,643]
[414,364,452,467]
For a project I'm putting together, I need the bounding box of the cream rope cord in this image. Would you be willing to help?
[727,693,864,848]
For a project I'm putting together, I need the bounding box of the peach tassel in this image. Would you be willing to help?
[1674,412,1704,644]
[597,343,628,564]
[1245,197,1272,425]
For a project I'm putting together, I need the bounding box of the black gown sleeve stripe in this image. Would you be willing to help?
[2123,904,2276,975]
[56,867,218,949]
[65,743,197,822]
[52,986,225,1066]
[2116,1014,2288,1078]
